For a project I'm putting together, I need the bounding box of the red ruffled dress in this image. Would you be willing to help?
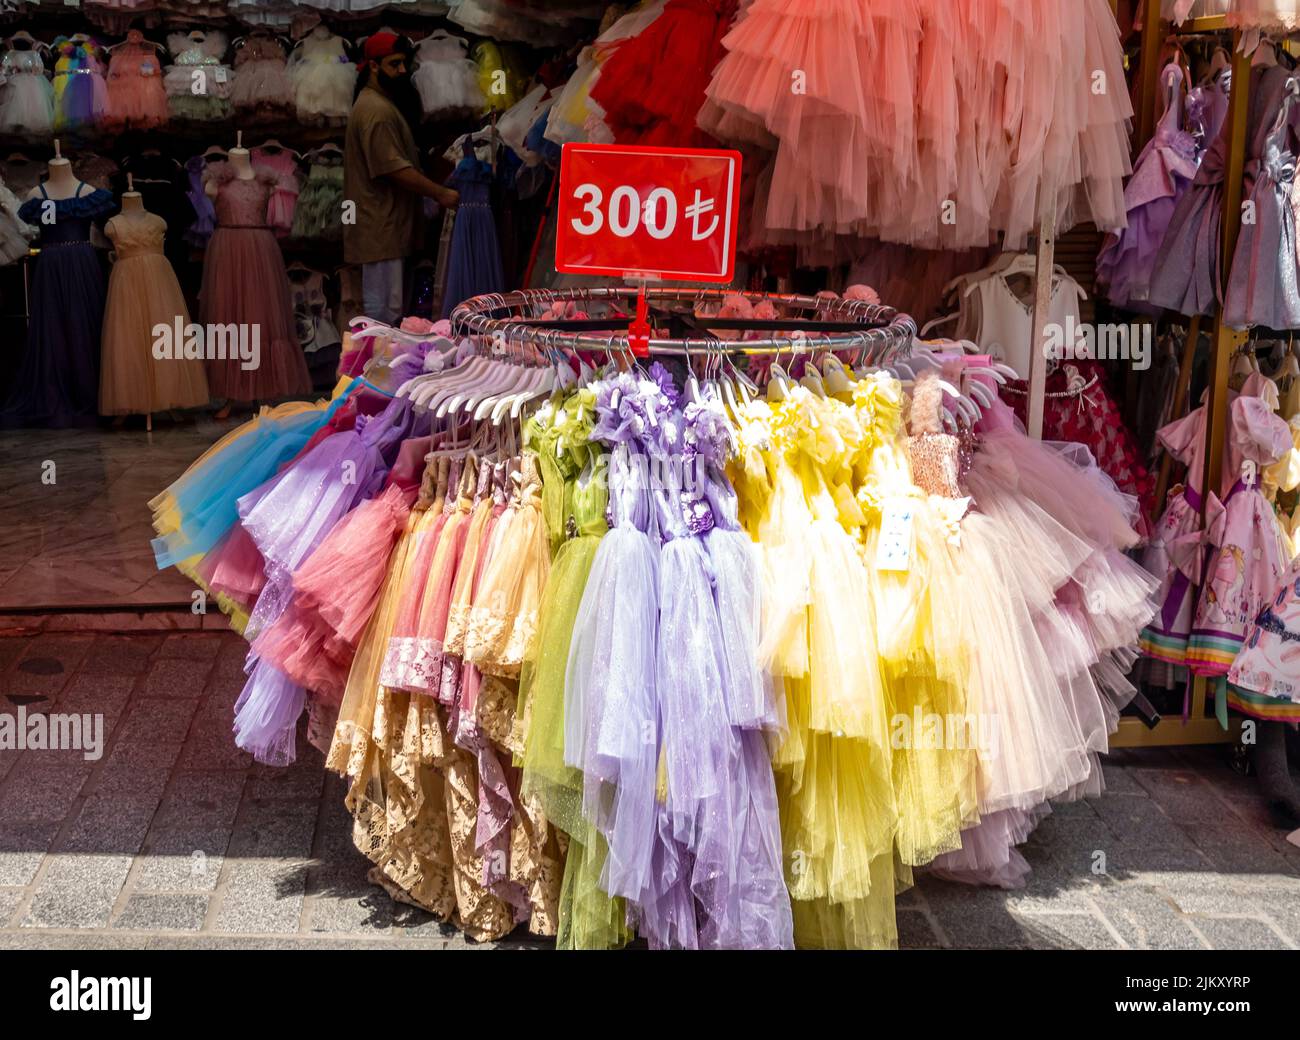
[588,0,738,146]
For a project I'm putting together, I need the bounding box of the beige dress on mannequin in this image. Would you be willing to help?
[100,206,210,415]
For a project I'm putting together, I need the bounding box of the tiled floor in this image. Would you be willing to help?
[0,422,226,611]
[1,631,1299,949]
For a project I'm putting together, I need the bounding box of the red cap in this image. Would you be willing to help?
[363,32,402,62]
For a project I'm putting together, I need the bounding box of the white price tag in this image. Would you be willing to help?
[213,66,228,84]
[876,499,914,572]
[141,63,155,76]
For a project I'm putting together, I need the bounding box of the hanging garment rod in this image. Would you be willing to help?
[450,287,917,363]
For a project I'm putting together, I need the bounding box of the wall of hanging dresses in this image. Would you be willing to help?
[1,0,1151,435]
[0,2,572,426]
[1092,3,1300,806]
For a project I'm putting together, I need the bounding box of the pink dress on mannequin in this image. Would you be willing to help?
[199,165,311,404]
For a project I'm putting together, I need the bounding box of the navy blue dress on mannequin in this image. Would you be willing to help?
[2,180,114,428]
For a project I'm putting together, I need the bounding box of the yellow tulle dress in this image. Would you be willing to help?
[847,374,981,868]
[724,372,991,948]
[731,385,899,949]
[466,453,551,678]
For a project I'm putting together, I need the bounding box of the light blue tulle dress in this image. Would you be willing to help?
[150,382,359,571]
[232,397,419,765]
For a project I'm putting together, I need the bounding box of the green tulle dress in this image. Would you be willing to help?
[515,391,631,950]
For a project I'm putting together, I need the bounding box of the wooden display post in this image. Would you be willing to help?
[1026,194,1056,441]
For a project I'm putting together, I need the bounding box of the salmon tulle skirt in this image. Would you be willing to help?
[696,0,1133,260]
[199,225,310,404]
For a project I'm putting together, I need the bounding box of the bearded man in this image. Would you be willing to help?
[344,32,459,323]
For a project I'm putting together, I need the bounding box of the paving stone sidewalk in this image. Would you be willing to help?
[1,631,1298,950]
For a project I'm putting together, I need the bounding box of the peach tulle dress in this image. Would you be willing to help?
[103,29,168,131]
[100,210,210,416]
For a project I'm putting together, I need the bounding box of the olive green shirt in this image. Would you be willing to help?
[343,85,423,265]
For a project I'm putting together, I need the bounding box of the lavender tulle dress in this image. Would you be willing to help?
[654,396,792,949]
[565,434,661,920]
[1096,65,1200,311]
[233,397,417,764]
[564,370,792,949]
[1223,73,1300,329]
[183,154,220,248]
[1147,69,1236,317]
[1150,64,1300,319]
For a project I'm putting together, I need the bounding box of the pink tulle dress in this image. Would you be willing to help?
[231,35,293,122]
[252,145,300,238]
[199,165,311,404]
[1228,0,1300,29]
[253,437,429,707]
[103,30,168,131]
[403,458,478,694]
[381,454,460,689]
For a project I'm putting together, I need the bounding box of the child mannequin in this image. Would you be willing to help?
[119,187,146,214]
[28,140,79,201]
[102,171,211,424]
[227,144,254,181]
[204,132,255,203]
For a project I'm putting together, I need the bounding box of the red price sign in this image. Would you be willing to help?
[555,143,742,283]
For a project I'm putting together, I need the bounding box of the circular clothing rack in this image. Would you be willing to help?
[448,286,917,364]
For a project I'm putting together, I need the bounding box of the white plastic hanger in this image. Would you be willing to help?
[480,363,542,421]
[407,349,492,409]
[1278,341,1300,381]
[767,354,793,401]
[821,355,852,395]
[494,364,553,424]
[434,355,509,416]
[800,358,827,397]
[452,340,526,415]
[470,360,533,419]
[961,375,995,410]
[399,352,477,405]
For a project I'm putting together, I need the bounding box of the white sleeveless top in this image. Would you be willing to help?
[973,271,1086,378]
